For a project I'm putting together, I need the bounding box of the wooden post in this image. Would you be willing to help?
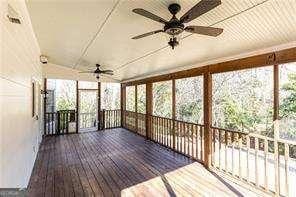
[172,79,176,149]
[273,64,280,195]
[76,81,79,133]
[97,82,101,131]
[274,65,280,139]
[121,84,126,128]
[43,78,47,135]
[135,85,138,132]
[146,83,153,139]
[203,70,213,168]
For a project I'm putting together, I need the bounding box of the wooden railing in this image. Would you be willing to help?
[79,112,97,129]
[211,126,296,196]
[150,115,205,162]
[122,110,296,196]
[45,109,121,135]
[123,110,137,132]
[45,110,76,135]
[123,111,205,161]
[101,109,121,129]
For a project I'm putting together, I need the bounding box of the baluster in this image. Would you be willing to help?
[164,118,166,146]
[162,118,164,145]
[183,123,186,154]
[232,132,235,175]
[176,122,180,152]
[196,125,199,159]
[219,129,222,170]
[187,124,189,155]
[255,137,259,187]
[246,135,250,183]
[238,133,242,180]
[200,126,204,161]
[169,120,172,148]
[212,128,216,166]
[51,113,54,135]
[191,124,194,158]
[225,131,228,173]
[284,143,289,196]
[167,119,169,147]
[264,138,268,191]
[159,117,162,143]
[157,117,159,142]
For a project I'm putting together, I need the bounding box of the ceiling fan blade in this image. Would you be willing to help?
[79,71,94,73]
[133,8,168,24]
[132,30,163,39]
[185,26,223,37]
[100,70,113,73]
[101,72,114,76]
[180,0,221,23]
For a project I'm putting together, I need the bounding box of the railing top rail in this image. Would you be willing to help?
[211,126,248,135]
[211,126,296,146]
[148,114,204,127]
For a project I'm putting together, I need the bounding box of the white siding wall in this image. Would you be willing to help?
[0,0,42,188]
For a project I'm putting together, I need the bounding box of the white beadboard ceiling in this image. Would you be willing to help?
[27,0,296,82]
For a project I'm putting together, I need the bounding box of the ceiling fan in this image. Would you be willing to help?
[79,64,114,80]
[132,0,223,49]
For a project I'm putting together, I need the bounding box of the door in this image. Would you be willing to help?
[78,90,98,132]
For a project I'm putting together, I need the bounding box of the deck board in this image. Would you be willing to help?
[28,128,269,196]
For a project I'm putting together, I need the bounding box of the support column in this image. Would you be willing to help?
[97,82,101,131]
[273,65,280,195]
[146,83,152,139]
[172,79,176,149]
[76,81,79,133]
[43,78,47,135]
[121,84,126,128]
[135,85,138,132]
[203,70,213,168]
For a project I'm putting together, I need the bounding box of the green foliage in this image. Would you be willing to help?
[153,82,172,118]
[213,68,274,134]
[280,73,296,138]
[280,73,296,118]
[177,102,202,123]
[137,85,146,113]
[57,98,75,111]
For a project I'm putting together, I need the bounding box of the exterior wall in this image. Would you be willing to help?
[0,0,42,188]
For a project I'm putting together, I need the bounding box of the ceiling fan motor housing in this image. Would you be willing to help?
[168,3,181,15]
[165,4,184,36]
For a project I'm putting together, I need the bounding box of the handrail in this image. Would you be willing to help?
[211,126,296,196]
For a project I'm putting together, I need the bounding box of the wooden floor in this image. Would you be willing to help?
[28,128,268,197]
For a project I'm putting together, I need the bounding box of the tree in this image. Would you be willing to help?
[280,73,296,139]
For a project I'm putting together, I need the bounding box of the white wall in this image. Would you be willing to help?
[0,0,42,188]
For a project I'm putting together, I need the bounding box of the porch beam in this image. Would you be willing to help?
[203,71,213,168]
[122,47,296,86]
